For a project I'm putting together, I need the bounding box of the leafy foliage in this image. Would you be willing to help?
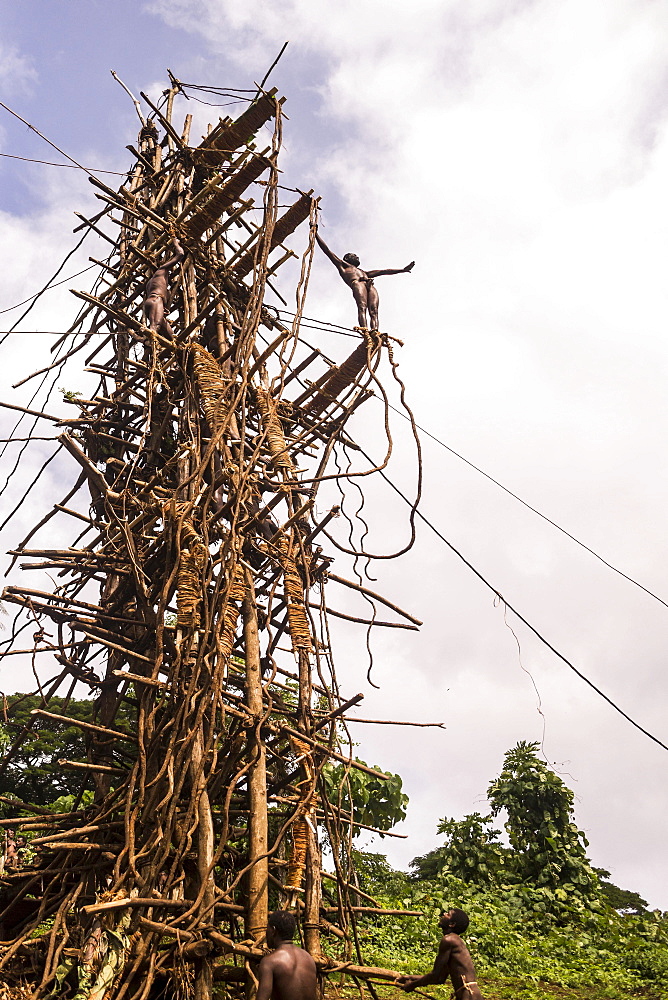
[348,740,668,997]
[351,854,668,999]
[0,695,135,806]
[411,812,507,884]
[596,874,648,915]
[321,760,407,836]
[487,741,601,914]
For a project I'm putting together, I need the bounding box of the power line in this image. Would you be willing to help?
[358,445,668,754]
[0,151,126,175]
[381,400,668,614]
[0,265,97,316]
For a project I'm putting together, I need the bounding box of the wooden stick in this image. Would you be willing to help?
[342,717,446,729]
[321,907,422,916]
[278,727,391,780]
[30,709,133,741]
[313,693,364,733]
[0,400,59,422]
[308,604,419,631]
[58,760,128,775]
[82,897,244,915]
[326,573,422,626]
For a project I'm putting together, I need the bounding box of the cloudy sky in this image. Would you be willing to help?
[2,0,668,909]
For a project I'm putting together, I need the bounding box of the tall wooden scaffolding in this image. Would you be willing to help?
[0,77,423,1000]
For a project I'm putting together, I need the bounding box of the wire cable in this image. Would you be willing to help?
[0,265,96,316]
[0,151,126,175]
[0,231,91,347]
[358,444,668,754]
[381,399,668,614]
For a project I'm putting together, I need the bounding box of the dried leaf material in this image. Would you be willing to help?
[185,154,273,239]
[197,91,280,161]
[256,386,293,470]
[307,335,379,416]
[280,537,313,652]
[190,342,231,433]
[285,734,316,892]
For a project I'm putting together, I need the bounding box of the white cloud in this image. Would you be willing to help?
[0,40,36,95]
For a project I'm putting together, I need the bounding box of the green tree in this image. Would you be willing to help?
[0,695,135,806]
[410,812,507,884]
[487,741,600,908]
[321,761,408,837]
[594,869,648,915]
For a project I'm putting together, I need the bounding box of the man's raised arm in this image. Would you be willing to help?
[366,261,415,278]
[316,233,346,269]
[160,237,186,270]
[398,937,452,992]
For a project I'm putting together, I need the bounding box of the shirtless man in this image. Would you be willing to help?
[257,911,317,1000]
[397,909,483,999]
[143,236,185,336]
[316,232,414,332]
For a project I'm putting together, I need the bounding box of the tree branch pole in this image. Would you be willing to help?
[243,572,269,956]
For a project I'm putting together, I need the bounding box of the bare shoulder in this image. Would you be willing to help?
[440,932,458,948]
[270,944,316,971]
[445,933,469,950]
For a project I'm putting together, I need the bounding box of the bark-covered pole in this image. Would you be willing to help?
[243,573,269,948]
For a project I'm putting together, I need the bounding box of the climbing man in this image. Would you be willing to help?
[316,231,414,332]
[397,908,483,999]
[143,236,185,336]
[256,911,318,1000]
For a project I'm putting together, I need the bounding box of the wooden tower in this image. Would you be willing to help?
[0,77,422,1000]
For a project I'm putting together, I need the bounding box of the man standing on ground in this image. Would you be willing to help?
[397,908,483,999]
[257,911,318,1000]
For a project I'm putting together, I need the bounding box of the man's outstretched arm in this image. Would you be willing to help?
[316,233,346,269]
[398,937,451,991]
[366,261,415,278]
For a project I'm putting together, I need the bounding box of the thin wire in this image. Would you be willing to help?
[0,151,126,175]
[173,95,243,108]
[276,307,360,335]
[179,83,256,94]
[358,445,668,753]
[0,231,91,347]
[0,101,118,181]
[287,305,668,613]
[0,265,96,316]
[381,399,668,614]
[498,596,548,755]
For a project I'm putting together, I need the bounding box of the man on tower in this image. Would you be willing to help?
[143,236,185,336]
[257,911,318,1000]
[397,908,483,999]
[316,231,414,332]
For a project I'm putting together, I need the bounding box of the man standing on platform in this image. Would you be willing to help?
[397,908,483,999]
[316,231,414,332]
[257,911,318,1000]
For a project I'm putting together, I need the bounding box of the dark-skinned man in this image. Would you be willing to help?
[143,236,185,336]
[257,911,318,1000]
[397,908,483,1000]
[316,232,414,332]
